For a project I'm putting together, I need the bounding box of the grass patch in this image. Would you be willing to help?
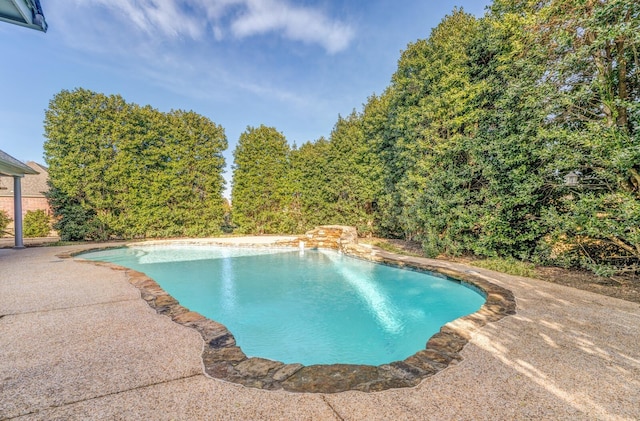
[365,239,536,277]
[45,241,83,247]
[368,240,424,258]
[472,257,536,278]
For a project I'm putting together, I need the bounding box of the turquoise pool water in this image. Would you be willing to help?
[82,246,485,366]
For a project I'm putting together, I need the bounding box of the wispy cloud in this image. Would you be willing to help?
[230,0,354,53]
[90,0,204,39]
[45,0,351,124]
[60,0,354,53]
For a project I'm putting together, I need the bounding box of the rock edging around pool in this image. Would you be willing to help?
[64,227,516,393]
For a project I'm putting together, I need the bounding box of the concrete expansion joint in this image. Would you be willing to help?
[0,298,141,318]
[321,395,345,420]
[4,373,203,420]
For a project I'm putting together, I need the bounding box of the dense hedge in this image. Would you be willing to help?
[230,2,639,274]
[44,89,227,241]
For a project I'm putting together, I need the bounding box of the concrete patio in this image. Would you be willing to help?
[1,240,639,420]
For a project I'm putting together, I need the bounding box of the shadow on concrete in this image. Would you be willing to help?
[0,236,60,248]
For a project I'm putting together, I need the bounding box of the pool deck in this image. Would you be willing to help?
[1,238,639,420]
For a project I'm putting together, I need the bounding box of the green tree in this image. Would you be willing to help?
[526,0,640,272]
[23,210,51,237]
[231,125,292,234]
[324,107,385,236]
[288,138,333,232]
[278,1,638,274]
[381,9,489,254]
[111,108,227,237]
[46,183,102,241]
[460,4,554,260]
[44,88,125,239]
[286,96,387,236]
[455,0,640,272]
[44,88,228,239]
[164,110,227,237]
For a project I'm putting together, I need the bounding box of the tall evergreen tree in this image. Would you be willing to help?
[289,138,333,232]
[231,125,292,234]
[381,9,487,253]
[323,108,385,235]
[460,3,554,259]
[44,88,128,239]
[44,88,228,239]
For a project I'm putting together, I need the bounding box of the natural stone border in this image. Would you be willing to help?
[61,227,516,393]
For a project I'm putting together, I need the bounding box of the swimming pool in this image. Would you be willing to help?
[82,245,485,366]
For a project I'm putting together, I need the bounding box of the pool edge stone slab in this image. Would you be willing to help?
[61,227,516,394]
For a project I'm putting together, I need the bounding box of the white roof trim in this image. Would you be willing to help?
[0,149,39,176]
[0,0,47,32]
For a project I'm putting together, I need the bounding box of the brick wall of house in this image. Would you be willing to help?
[0,196,52,235]
[0,196,52,217]
[0,161,53,236]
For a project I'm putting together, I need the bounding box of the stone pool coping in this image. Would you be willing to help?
[60,227,516,393]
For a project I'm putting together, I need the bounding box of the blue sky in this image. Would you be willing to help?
[0,0,491,193]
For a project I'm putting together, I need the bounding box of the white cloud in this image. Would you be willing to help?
[88,0,203,39]
[46,0,352,116]
[230,0,354,53]
[62,0,354,53]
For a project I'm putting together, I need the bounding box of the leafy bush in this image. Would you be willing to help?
[0,210,12,236]
[23,210,51,238]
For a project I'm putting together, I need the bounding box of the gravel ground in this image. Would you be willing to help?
[1,239,639,420]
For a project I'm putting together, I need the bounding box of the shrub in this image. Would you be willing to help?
[0,210,12,236]
[24,210,51,238]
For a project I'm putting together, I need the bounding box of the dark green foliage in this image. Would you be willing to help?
[46,183,103,241]
[323,108,385,236]
[358,1,639,274]
[289,138,333,231]
[230,107,386,235]
[44,88,227,240]
[23,210,51,238]
[233,1,635,275]
[231,125,293,234]
[529,0,640,273]
[381,9,488,250]
[0,209,12,236]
